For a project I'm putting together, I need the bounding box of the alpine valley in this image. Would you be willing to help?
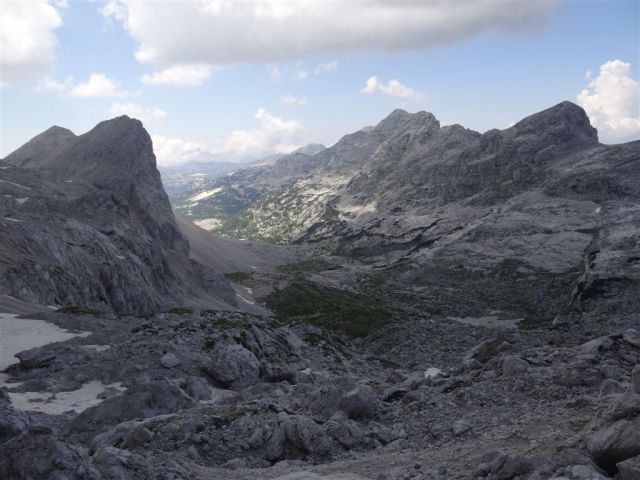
[1,101,639,480]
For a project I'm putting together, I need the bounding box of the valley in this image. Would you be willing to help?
[0,102,639,480]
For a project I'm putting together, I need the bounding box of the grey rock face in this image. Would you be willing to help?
[0,429,98,480]
[66,379,198,440]
[0,390,29,444]
[0,117,236,314]
[632,365,640,394]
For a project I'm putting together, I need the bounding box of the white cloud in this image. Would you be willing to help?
[140,64,214,86]
[152,134,220,166]
[577,60,640,144]
[360,76,425,102]
[280,94,308,106]
[0,1,64,85]
[102,0,556,67]
[34,75,73,93]
[69,73,130,98]
[36,73,131,98]
[315,61,338,75]
[152,108,304,165]
[108,102,167,121]
[224,108,303,156]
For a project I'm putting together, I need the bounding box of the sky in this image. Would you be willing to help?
[0,0,638,166]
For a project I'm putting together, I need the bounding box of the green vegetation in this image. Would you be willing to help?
[277,257,335,274]
[224,271,253,282]
[165,307,193,315]
[374,258,582,329]
[266,280,390,337]
[575,227,602,235]
[58,305,102,315]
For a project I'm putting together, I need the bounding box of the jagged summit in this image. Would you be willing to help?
[511,100,599,146]
[373,108,439,137]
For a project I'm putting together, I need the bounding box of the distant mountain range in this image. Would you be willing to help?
[170,101,640,321]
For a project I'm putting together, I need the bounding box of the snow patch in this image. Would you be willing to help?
[339,202,377,217]
[0,313,91,371]
[194,218,222,231]
[7,380,124,415]
[189,187,223,202]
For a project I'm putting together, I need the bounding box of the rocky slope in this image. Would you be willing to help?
[0,117,236,314]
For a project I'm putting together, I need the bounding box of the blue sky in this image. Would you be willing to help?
[1,0,638,165]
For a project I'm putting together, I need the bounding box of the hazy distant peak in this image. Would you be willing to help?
[293,143,326,156]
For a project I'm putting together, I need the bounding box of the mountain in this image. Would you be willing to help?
[174,101,640,321]
[0,117,238,314]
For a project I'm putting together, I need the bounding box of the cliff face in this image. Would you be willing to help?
[0,117,236,314]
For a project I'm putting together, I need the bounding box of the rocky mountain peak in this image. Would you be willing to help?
[373,108,439,138]
[3,125,76,169]
[511,100,599,147]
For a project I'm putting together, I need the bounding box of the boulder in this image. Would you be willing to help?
[14,347,56,369]
[201,343,261,389]
[622,329,640,348]
[585,416,640,472]
[160,353,180,369]
[66,379,197,439]
[617,455,640,480]
[580,336,613,355]
[502,355,530,376]
[452,420,472,436]
[185,376,212,400]
[340,387,377,420]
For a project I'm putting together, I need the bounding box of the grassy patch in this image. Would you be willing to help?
[224,271,253,283]
[277,258,335,274]
[266,281,390,337]
[165,307,193,315]
[58,305,102,315]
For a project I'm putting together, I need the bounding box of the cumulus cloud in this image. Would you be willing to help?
[0,1,64,85]
[101,0,556,68]
[152,134,220,166]
[315,61,338,75]
[108,102,167,121]
[577,60,640,144]
[152,108,304,165]
[140,64,214,86]
[361,76,425,102]
[224,108,303,156]
[36,73,131,98]
[280,94,308,106]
